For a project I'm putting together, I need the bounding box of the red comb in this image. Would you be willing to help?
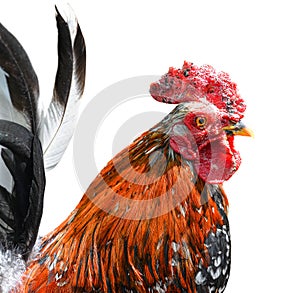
[150,61,246,121]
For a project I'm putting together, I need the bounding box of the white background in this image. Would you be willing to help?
[1,0,300,292]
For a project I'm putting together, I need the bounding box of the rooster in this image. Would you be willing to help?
[17,61,252,293]
[0,5,86,291]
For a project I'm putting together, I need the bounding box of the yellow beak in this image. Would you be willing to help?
[223,122,254,137]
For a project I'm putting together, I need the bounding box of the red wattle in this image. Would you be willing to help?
[193,137,241,184]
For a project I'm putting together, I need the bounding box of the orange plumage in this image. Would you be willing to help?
[17,63,251,293]
[21,132,228,292]
[17,96,251,293]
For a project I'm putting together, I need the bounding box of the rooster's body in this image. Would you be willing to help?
[0,6,251,293]
[22,103,233,293]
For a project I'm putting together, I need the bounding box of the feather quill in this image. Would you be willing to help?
[39,5,86,170]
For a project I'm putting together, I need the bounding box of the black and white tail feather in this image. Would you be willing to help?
[0,5,86,291]
[39,5,86,170]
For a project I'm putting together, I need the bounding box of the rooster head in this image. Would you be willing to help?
[150,61,252,184]
[167,101,252,184]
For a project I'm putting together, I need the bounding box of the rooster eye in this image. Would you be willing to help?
[207,86,215,94]
[195,117,207,128]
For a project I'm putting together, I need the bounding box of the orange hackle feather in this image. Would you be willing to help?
[17,116,229,292]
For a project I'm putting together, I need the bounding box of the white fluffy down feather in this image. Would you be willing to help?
[0,248,25,293]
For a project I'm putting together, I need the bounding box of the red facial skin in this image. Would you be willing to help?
[169,103,241,184]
